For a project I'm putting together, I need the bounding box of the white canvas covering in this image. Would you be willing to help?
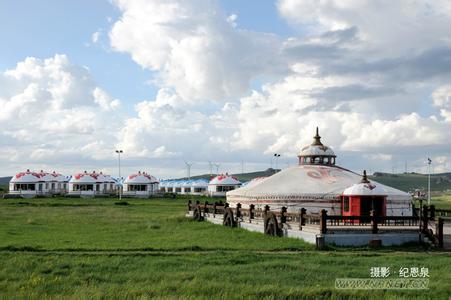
[343,182,387,196]
[227,165,412,216]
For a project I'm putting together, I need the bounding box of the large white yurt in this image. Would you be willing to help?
[227,128,412,216]
[68,171,116,196]
[208,174,241,197]
[123,171,159,197]
[9,170,44,197]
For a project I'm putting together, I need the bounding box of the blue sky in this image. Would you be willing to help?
[0,0,450,178]
[0,0,295,113]
[0,0,153,113]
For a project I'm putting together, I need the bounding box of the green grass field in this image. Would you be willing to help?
[0,197,450,299]
[431,194,451,210]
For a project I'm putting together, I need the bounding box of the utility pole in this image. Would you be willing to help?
[185,162,193,180]
[428,158,432,205]
[115,150,123,200]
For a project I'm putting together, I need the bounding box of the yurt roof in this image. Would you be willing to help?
[298,127,335,158]
[209,174,241,185]
[226,165,410,199]
[343,182,388,196]
[69,171,111,183]
[10,170,42,183]
[124,172,158,184]
[48,171,68,182]
[190,179,209,187]
[342,171,387,196]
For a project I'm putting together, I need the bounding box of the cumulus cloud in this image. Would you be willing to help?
[104,0,451,175]
[2,0,451,178]
[109,0,283,101]
[0,55,124,174]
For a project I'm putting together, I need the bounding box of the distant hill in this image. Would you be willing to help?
[369,172,451,192]
[0,177,11,185]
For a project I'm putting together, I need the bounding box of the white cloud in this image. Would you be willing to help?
[277,0,451,53]
[109,0,282,101]
[91,31,101,44]
[0,55,124,174]
[2,0,451,178]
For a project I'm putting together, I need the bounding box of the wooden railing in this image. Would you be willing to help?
[187,200,447,249]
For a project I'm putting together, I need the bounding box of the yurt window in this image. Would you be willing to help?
[51,183,55,189]
[15,184,36,191]
[45,183,49,189]
[184,187,191,193]
[73,184,94,191]
[217,186,236,192]
[128,185,147,191]
[194,187,206,193]
[168,187,173,192]
[63,183,67,190]
[175,187,182,193]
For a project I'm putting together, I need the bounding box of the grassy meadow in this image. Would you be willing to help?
[431,194,451,210]
[0,197,450,299]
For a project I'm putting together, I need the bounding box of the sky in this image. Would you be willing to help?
[0,0,450,179]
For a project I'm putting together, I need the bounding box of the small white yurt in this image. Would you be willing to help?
[173,181,183,194]
[226,128,412,216]
[68,171,116,196]
[161,180,175,193]
[159,180,168,193]
[47,171,69,194]
[123,171,159,197]
[190,179,209,195]
[181,180,192,194]
[208,174,241,197]
[9,170,43,198]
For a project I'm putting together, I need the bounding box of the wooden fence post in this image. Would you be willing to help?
[370,210,378,234]
[300,208,306,230]
[280,207,287,224]
[204,201,209,214]
[187,200,192,212]
[213,202,217,214]
[236,203,242,218]
[320,209,327,234]
[264,205,270,216]
[437,218,444,248]
[249,204,255,222]
[429,205,435,220]
[422,205,429,233]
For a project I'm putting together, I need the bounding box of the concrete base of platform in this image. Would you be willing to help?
[186,212,423,246]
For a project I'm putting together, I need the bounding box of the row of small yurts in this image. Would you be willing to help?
[8,170,242,198]
[7,128,414,217]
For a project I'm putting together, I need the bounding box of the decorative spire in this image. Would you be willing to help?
[360,170,370,184]
[312,127,323,146]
